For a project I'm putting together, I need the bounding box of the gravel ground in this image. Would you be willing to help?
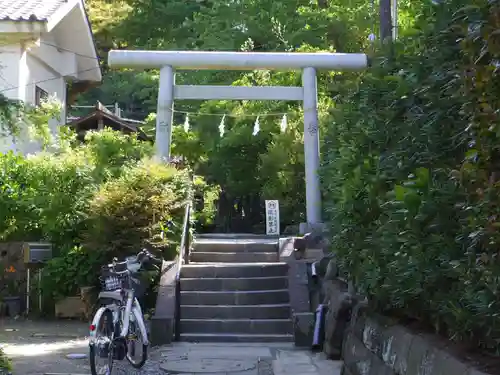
[0,319,285,375]
[0,318,165,375]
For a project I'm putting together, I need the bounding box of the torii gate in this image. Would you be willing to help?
[108,50,367,227]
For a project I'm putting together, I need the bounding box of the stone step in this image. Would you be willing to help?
[190,252,278,263]
[180,263,287,279]
[180,304,291,319]
[180,319,293,335]
[196,233,279,240]
[181,276,287,291]
[179,333,294,343]
[193,238,278,253]
[180,289,289,306]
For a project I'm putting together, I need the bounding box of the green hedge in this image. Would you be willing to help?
[322,1,500,353]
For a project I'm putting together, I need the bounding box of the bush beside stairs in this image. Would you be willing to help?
[179,234,293,342]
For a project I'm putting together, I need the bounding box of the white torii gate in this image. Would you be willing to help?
[108,50,367,227]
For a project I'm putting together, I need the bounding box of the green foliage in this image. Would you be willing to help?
[42,245,105,300]
[0,94,61,150]
[0,348,12,372]
[0,128,151,247]
[82,0,424,231]
[1,128,193,302]
[83,159,191,259]
[78,0,500,354]
[192,175,220,231]
[321,0,500,353]
[84,128,154,179]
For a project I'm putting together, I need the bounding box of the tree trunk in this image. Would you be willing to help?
[379,0,392,42]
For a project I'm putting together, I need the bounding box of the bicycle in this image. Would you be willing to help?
[88,249,162,375]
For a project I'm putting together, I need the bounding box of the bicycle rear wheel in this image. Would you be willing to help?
[90,308,115,375]
[125,309,148,368]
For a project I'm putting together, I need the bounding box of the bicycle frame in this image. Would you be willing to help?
[89,288,149,346]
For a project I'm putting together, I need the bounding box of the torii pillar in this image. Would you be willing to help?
[108,50,367,228]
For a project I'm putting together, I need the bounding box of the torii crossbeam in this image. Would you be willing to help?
[108,50,368,227]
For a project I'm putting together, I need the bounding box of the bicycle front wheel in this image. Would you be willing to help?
[89,308,115,375]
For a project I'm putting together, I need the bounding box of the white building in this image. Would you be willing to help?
[0,0,102,153]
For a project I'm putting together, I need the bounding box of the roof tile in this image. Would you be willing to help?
[0,0,68,22]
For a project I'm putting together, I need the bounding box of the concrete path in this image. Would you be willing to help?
[159,342,342,375]
[0,319,342,375]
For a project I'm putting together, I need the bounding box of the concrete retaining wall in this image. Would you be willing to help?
[150,259,178,346]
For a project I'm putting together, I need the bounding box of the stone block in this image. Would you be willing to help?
[431,348,469,375]
[324,257,339,280]
[293,312,314,347]
[287,260,310,314]
[342,331,374,375]
[343,331,396,375]
[350,302,369,339]
[315,255,334,278]
[150,315,173,346]
[378,324,414,374]
[278,237,295,260]
[299,222,328,235]
[469,369,491,375]
[305,248,325,260]
[361,316,387,357]
[80,286,96,320]
[54,296,86,319]
[323,279,352,359]
[406,334,438,375]
[151,259,178,345]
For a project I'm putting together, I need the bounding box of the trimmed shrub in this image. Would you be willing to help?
[83,159,191,259]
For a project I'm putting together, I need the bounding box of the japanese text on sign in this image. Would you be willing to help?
[265,200,280,235]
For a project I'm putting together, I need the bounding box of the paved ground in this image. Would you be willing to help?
[0,319,342,375]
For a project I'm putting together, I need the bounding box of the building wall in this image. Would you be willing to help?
[0,40,67,155]
[0,44,24,101]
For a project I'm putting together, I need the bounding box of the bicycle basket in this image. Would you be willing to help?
[99,266,129,291]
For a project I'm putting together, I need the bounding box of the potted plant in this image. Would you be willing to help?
[3,278,21,317]
[0,265,22,318]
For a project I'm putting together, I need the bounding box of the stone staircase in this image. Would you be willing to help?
[179,234,293,342]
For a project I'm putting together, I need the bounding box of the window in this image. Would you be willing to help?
[35,86,48,106]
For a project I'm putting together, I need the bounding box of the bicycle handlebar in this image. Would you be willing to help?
[136,249,163,266]
[108,250,162,274]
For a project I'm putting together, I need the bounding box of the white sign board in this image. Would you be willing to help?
[265,200,280,236]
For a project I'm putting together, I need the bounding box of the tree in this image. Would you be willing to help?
[79,0,419,231]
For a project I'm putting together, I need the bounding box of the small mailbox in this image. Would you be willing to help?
[23,242,53,265]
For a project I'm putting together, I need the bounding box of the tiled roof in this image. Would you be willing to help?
[0,0,68,22]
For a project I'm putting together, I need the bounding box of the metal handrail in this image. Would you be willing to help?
[174,201,191,341]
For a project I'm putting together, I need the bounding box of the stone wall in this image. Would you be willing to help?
[342,304,489,375]
[315,255,492,375]
[283,230,497,375]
